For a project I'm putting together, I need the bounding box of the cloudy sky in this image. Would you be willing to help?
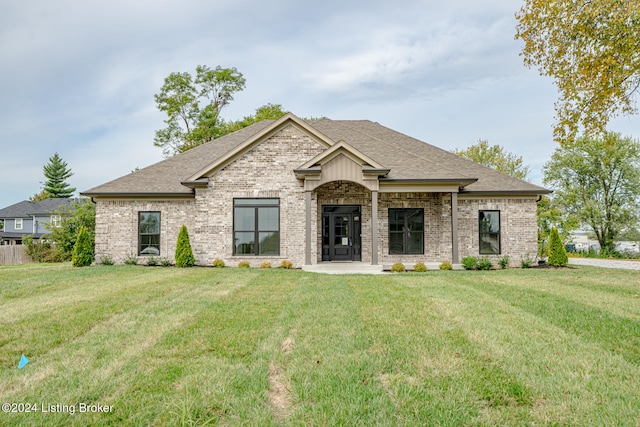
[2,0,639,208]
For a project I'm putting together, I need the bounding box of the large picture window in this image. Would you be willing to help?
[389,208,424,255]
[139,212,160,256]
[479,210,500,254]
[234,199,280,255]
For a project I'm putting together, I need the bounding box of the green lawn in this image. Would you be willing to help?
[1,264,639,426]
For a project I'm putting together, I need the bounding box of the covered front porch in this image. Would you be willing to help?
[294,140,473,267]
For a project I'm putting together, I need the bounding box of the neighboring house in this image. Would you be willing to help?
[82,113,551,267]
[0,198,78,245]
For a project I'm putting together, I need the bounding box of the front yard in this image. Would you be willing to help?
[1,264,639,426]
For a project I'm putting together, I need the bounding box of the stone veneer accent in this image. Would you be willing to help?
[94,127,539,268]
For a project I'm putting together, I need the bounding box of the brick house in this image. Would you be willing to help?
[82,113,550,268]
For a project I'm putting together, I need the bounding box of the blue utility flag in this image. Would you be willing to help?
[18,354,29,369]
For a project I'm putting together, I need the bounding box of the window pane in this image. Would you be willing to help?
[407,231,423,254]
[389,232,404,254]
[407,209,424,232]
[234,208,255,231]
[140,212,160,234]
[480,233,500,254]
[479,211,499,233]
[234,198,279,205]
[389,210,403,232]
[259,232,279,255]
[234,232,254,254]
[258,207,279,231]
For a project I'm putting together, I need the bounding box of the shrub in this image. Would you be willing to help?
[99,255,114,266]
[175,225,195,268]
[414,262,428,272]
[160,258,173,267]
[439,261,453,270]
[23,235,51,263]
[391,262,405,272]
[280,259,293,269]
[212,258,225,268]
[476,257,493,270]
[548,227,568,267]
[260,261,272,269]
[238,261,250,268]
[124,253,138,265]
[521,253,534,268]
[146,255,158,266]
[71,226,94,267]
[462,256,478,270]
[498,255,510,269]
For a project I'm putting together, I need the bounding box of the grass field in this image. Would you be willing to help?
[1,264,639,426]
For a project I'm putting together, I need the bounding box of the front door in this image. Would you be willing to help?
[322,206,361,261]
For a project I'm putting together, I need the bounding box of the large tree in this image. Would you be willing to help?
[154,65,246,157]
[515,0,640,144]
[220,103,288,134]
[41,153,76,198]
[543,132,640,253]
[453,139,530,180]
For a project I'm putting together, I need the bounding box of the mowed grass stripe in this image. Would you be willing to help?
[456,272,640,366]
[1,265,640,426]
[408,273,640,426]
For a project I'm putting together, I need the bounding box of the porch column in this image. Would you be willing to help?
[451,192,459,264]
[371,190,379,265]
[305,190,312,265]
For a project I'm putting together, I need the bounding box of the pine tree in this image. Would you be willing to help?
[548,227,568,267]
[42,153,76,198]
[175,225,195,267]
[72,226,94,267]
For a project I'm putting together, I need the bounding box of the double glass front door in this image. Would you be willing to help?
[322,206,361,261]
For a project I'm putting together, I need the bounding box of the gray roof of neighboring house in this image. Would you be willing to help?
[82,116,550,196]
[0,198,80,219]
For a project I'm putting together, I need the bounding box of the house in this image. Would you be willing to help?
[82,113,550,268]
[0,198,78,245]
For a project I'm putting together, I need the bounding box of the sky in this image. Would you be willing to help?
[2,0,640,208]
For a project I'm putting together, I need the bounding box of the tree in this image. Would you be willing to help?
[220,103,288,134]
[175,225,195,267]
[48,199,96,261]
[71,226,94,267]
[29,189,50,202]
[154,65,246,157]
[543,132,640,253]
[42,153,76,198]
[547,227,568,267]
[453,139,530,180]
[515,1,640,143]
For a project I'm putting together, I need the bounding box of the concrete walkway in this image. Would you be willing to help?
[302,262,384,275]
[568,257,640,270]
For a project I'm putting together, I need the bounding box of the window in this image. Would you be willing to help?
[388,208,424,255]
[479,210,500,254]
[51,215,61,228]
[234,199,279,255]
[15,218,23,230]
[139,212,160,256]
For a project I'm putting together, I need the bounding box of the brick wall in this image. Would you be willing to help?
[94,199,195,264]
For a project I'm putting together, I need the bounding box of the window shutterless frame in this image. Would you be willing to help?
[388,208,424,255]
[233,199,280,256]
[479,210,500,254]
[138,211,161,256]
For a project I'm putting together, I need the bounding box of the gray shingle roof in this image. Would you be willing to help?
[0,198,80,218]
[82,115,549,196]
